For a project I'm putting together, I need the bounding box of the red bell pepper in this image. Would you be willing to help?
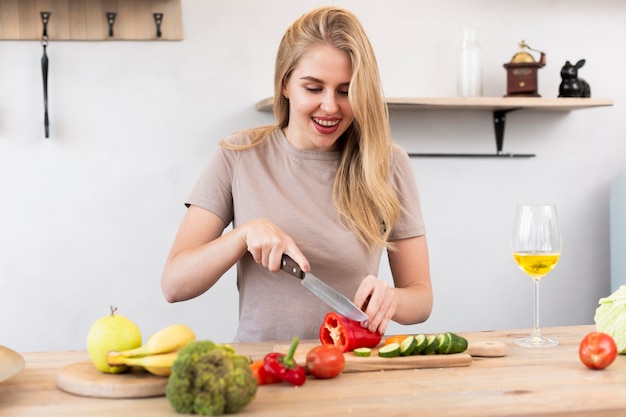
[262,337,307,386]
[319,312,382,352]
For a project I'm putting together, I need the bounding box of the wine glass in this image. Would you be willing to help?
[512,204,562,348]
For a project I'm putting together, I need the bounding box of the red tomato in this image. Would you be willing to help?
[305,344,345,379]
[579,332,618,370]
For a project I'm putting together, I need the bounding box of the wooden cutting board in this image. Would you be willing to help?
[56,361,168,398]
[274,343,476,372]
[274,340,506,372]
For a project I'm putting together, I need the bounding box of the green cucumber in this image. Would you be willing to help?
[445,333,469,354]
[353,347,372,357]
[378,342,401,358]
[421,334,440,355]
[399,335,417,356]
[435,333,451,354]
[411,333,428,355]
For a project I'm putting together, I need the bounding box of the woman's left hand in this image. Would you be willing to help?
[353,275,398,335]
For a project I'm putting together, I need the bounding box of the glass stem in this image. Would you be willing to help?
[533,279,541,336]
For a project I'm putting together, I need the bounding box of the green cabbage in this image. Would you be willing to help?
[594,285,626,353]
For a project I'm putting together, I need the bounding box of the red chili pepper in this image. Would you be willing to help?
[319,312,382,352]
[250,360,282,385]
[262,337,307,386]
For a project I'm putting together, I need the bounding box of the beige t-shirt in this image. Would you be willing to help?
[187,128,425,342]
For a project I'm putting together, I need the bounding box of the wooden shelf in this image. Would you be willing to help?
[255,96,613,158]
[385,96,614,111]
[255,96,614,113]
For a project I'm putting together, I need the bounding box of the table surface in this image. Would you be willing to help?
[2,325,625,417]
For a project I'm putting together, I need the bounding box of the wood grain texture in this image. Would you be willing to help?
[465,340,507,357]
[0,0,19,38]
[56,360,167,398]
[4,326,626,417]
[0,0,182,40]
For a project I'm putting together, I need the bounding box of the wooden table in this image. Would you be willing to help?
[1,325,625,416]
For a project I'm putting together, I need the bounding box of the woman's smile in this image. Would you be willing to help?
[312,116,342,134]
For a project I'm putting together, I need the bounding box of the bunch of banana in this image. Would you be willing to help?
[107,324,195,376]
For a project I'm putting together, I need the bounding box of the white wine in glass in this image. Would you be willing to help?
[512,204,562,347]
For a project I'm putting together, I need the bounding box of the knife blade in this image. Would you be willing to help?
[280,255,368,322]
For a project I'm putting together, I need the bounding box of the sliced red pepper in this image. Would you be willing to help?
[319,311,382,352]
[262,337,307,386]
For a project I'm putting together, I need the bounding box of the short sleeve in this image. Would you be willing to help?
[185,144,236,226]
[389,145,426,240]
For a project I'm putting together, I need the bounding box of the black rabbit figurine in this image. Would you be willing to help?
[559,59,591,98]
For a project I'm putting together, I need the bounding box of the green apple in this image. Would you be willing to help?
[86,306,142,373]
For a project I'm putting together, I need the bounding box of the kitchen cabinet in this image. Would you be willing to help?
[255,96,614,157]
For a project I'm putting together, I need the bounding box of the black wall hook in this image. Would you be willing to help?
[106,12,116,37]
[40,11,51,38]
[153,13,163,37]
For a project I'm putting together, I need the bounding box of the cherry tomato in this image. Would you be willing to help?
[579,332,618,370]
[305,344,345,379]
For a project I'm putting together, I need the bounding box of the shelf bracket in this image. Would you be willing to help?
[494,108,526,156]
[408,107,535,158]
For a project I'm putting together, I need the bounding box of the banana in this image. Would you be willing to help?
[107,351,178,376]
[109,324,195,358]
[105,324,194,376]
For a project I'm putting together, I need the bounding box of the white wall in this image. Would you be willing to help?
[1,0,624,352]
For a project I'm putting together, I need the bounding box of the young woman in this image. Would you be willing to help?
[161,6,433,342]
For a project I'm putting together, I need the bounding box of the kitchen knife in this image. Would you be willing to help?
[281,254,368,322]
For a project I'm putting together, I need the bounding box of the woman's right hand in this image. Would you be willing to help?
[241,219,310,273]
[162,211,310,303]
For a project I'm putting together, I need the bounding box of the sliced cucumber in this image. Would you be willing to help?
[353,347,372,357]
[378,342,401,358]
[411,333,428,355]
[435,333,451,354]
[399,335,417,356]
[446,333,469,354]
[421,334,440,355]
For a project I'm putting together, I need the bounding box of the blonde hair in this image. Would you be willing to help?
[222,6,400,250]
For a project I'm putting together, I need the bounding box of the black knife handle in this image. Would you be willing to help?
[281,255,304,280]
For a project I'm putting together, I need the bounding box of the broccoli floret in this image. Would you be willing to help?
[166,340,257,416]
